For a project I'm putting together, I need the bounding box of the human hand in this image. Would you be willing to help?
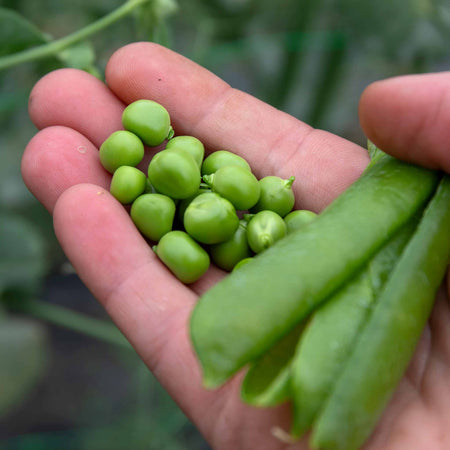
[22,43,450,449]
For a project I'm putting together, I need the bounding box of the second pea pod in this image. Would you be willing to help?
[190,154,440,389]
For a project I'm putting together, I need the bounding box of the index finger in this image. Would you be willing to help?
[105,42,369,211]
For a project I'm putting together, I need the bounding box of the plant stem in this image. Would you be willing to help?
[0,0,151,72]
[10,299,132,350]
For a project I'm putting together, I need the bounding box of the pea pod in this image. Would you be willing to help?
[190,154,439,389]
[311,175,450,450]
[241,321,305,407]
[289,217,416,437]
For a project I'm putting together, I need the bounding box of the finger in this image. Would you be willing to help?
[52,183,197,349]
[103,42,369,211]
[52,182,208,423]
[28,68,124,148]
[22,126,110,212]
[28,43,369,212]
[359,72,450,173]
[52,183,296,449]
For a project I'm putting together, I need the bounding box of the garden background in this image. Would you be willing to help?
[1,0,449,448]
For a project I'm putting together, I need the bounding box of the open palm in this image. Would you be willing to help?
[22,43,450,450]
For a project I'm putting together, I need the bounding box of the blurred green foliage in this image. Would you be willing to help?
[0,0,449,448]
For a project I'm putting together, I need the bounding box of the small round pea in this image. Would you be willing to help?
[110,166,147,204]
[209,219,252,271]
[154,230,210,284]
[99,130,145,173]
[131,193,176,241]
[285,209,317,234]
[148,148,201,199]
[165,136,205,169]
[203,165,261,211]
[201,150,251,176]
[184,192,240,244]
[246,210,287,253]
[250,176,296,217]
[122,99,173,146]
[176,186,212,223]
[232,257,253,272]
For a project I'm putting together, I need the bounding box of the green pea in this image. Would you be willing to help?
[122,99,173,147]
[176,186,212,223]
[201,150,251,176]
[148,148,201,199]
[184,192,239,244]
[284,209,317,234]
[154,230,210,284]
[165,136,205,169]
[246,210,287,253]
[203,165,260,211]
[99,130,145,174]
[110,166,147,204]
[232,257,253,272]
[250,176,295,217]
[209,219,252,271]
[130,193,176,242]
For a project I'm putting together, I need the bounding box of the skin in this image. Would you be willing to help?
[22,42,450,450]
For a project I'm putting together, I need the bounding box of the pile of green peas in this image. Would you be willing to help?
[100,99,317,284]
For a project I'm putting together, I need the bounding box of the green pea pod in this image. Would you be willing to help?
[190,155,439,389]
[290,270,372,436]
[311,175,450,450]
[240,322,305,407]
[290,218,417,436]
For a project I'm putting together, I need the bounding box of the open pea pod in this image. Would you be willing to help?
[190,155,440,389]
[311,175,450,450]
[240,321,305,407]
[289,218,417,436]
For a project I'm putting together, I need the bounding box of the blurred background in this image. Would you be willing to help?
[0,0,449,448]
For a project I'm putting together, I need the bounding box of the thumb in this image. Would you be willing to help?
[359,72,450,173]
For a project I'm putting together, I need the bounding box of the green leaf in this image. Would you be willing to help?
[0,7,50,57]
[0,212,48,296]
[0,317,49,417]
